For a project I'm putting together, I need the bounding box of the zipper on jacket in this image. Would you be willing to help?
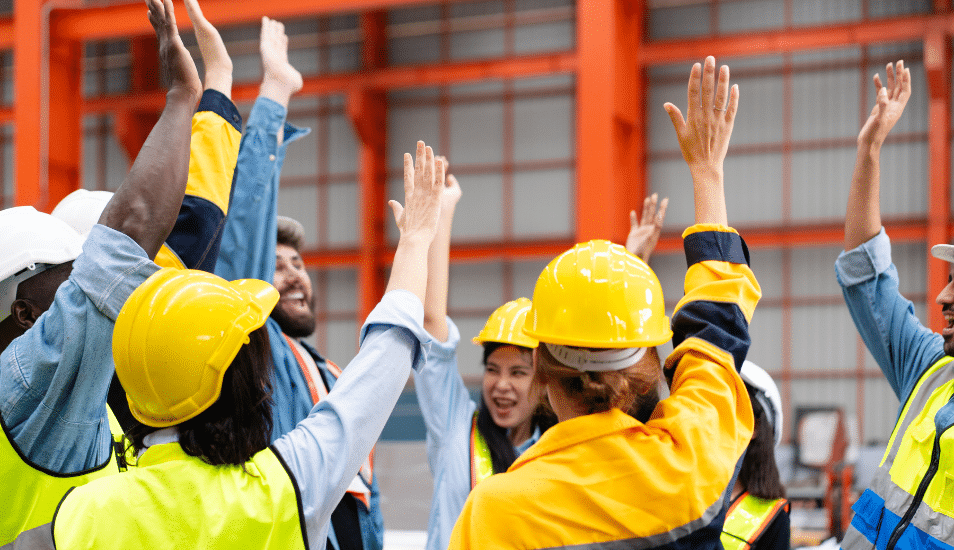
[886,424,950,550]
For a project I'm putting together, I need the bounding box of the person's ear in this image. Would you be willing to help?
[11,299,42,330]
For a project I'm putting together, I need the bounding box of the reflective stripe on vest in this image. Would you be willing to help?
[52,443,307,550]
[843,356,954,549]
[720,492,789,550]
[1,407,123,545]
[284,334,374,509]
[470,411,494,489]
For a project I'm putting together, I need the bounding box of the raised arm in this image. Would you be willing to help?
[626,193,668,264]
[423,157,462,341]
[214,17,305,284]
[97,0,201,259]
[844,61,911,251]
[664,56,737,226]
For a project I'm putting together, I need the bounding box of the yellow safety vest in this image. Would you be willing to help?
[469,411,494,489]
[53,442,307,550]
[0,407,123,545]
[843,355,954,549]
[721,492,789,550]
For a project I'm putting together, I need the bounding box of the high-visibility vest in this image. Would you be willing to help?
[285,334,374,508]
[52,442,307,550]
[1,407,124,545]
[721,492,789,550]
[843,355,954,549]
[469,411,494,489]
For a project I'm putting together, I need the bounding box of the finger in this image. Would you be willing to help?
[895,60,906,98]
[686,62,701,119]
[447,174,459,191]
[901,66,911,99]
[885,62,895,96]
[701,56,716,110]
[388,200,404,226]
[403,152,414,198]
[435,157,445,189]
[414,141,425,186]
[629,209,638,229]
[164,0,179,33]
[664,103,686,133]
[423,146,435,192]
[641,195,654,225]
[714,64,730,111]
[656,197,669,227]
[872,73,882,94]
[437,155,449,179]
[724,83,739,124]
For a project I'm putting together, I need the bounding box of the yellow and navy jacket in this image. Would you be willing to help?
[448,224,760,550]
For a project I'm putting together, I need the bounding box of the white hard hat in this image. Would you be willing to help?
[0,206,84,323]
[51,189,113,236]
[740,360,783,447]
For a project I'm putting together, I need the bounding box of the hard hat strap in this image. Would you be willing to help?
[544,342,646,372]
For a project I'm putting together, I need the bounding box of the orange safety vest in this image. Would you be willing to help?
[284,334,374,508]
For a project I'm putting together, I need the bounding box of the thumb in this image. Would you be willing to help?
[663,103,685,133]
[388,200,404,226]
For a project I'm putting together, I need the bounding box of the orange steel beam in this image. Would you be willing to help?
[14,0,43,208]
[576,0,643,243]
[350,11,388,322]
[48,0,453,42]
[641,14,950,64]
[301,239,575,267]
[80,51,576,114]
[650,219,931,253]
[925,30,951,333]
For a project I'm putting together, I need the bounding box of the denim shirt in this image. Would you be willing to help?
[413,317,542,550]
[0,225,159,473]
[835,227,945,409]
[214,97,387,550]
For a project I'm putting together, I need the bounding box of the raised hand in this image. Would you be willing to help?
[859,60,911,149]
[436,156,462,214]
[259,17,303,109]
[626,193,669,264]
[663,56,737,226]
[147,0,201,102]
[390,141,444,245]
[183,0,232,97]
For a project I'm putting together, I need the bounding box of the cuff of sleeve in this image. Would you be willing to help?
[426,317,461,360]
[835,227,891,287]
[73,225,161,320]
[682,225,749,267]
[197,89,242,133]
[360,289,430,347]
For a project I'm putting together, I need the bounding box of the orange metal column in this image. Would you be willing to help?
[14,0,43,208]
[349,11,388,321]
[925,30,952,333]
[115,36,160,160]
[46,19,82,208]
[575,0,644,243]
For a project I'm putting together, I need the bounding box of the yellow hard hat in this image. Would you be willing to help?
[112,268,279,428]
[524,240,673,348]
[472,297,539,348]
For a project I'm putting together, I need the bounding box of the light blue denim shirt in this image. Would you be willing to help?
[413,317,541,550]
[835,227,945,408]
[215,97,386,550]
[274,289,430,548]
[214,96,313,441]
[0,224,159,473]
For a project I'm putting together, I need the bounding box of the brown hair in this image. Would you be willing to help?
[535,344,661,421]
[276,216,304,252]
